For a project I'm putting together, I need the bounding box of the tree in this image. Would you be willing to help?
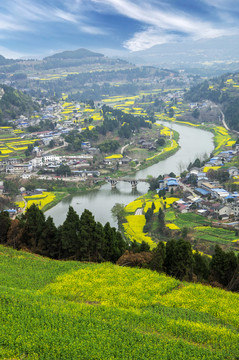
[49,139,55,148]
[3,180,19,196]
[164,239,193,280]
[149,242,165,272]
[78,209,97,261]
[91,221,105,262]
[145,207,153,223]
[158,208,165,233]
[140,241,150,252]
[192,108,200,119]
[111,203,126,227]
[157,138,165,146]
[210,245,238,286]
[116,250,153,267]
[181,227,188,239]
[148,176,159,191]
[7,218,23,249]
[168,107,174,118]
[25,143,34,157]
[61,206,80,258]
[56,164,71,177]
[0,211,11,244]
[21,204,46,251]
[38,216,58,258]
[103,222,125,262]
[193,251,210,281]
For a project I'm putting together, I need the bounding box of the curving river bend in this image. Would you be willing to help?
[45,122,214,227]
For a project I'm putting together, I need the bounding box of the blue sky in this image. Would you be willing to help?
[0,0,238,58]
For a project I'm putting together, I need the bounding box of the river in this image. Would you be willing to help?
[45,122,214,227]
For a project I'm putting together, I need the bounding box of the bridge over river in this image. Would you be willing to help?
[106,178,148,189]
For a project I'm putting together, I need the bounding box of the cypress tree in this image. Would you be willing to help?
[193,251,210,281]
[210,245,238,286]
[78,209,97,261]
[0,211,11,244]
[164,238,193,280]
[22,204,46,251]
[61,206,80,258]
[149,242,165,272]
[38,216,58,258]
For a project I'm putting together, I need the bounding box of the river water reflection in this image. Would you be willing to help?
[45,122,214,227]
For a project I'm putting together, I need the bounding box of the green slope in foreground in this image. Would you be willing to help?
[0,245,238,360]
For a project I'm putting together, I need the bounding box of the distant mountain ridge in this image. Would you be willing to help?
[44,48,104,61]
[0,55,15,65]
[124,35,239,75]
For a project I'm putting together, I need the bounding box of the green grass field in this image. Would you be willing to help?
[0,245,238,359]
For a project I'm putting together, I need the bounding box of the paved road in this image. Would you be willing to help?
[178,179,197,198]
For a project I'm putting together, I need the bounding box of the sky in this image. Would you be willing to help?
[0,0,239,59]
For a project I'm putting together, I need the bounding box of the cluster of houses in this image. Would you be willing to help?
[160,149,239,221]
[1,153,98,178]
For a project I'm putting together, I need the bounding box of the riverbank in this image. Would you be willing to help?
[45,121,214,227]
[101,127,180,179]
[159,118,236,156]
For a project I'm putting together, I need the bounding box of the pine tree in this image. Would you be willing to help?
[158,208,165,233]
[140,241,150,252]
[210,245,226,285]
[193,251,210,281]
[22,204,46,251]
[0,211,11,244]
[61,206,80,258]
[210,245,238,286]
[38,216,58,258]
[91,221,105,262]
[78,209,96,261]
[103,222,116,262]
[149,242,165,272]
[164,238,193,280]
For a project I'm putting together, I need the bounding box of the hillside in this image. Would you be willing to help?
[44,48,104,60]
[184,72,239,131]
[0,54,15,66]
[0,245,238,359]
[0,84,40,122]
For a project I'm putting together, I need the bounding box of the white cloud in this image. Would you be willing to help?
[80,25,106,35]
[124,27,175,51]
[90,0,238,51]
[54,9,78,23]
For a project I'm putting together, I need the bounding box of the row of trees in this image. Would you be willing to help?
[118,238,238,290]
[0,204,126,263]
[1,204,238,290]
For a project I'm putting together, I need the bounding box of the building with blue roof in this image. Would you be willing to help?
[195,188,210,196]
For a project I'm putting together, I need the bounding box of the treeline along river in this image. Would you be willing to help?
[45,122,214,227]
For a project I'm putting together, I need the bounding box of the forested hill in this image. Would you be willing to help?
[0,84,40,123]
[184,72,239,131]
[38,48,129,71]
[44,48,104,60]
[0,54,15,66]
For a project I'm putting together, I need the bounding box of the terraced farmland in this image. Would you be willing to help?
[0,245,238,359]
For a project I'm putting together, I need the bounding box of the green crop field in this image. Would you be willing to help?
[0,245,238,359]
[173,212,212,228]
[194,226,239,245]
